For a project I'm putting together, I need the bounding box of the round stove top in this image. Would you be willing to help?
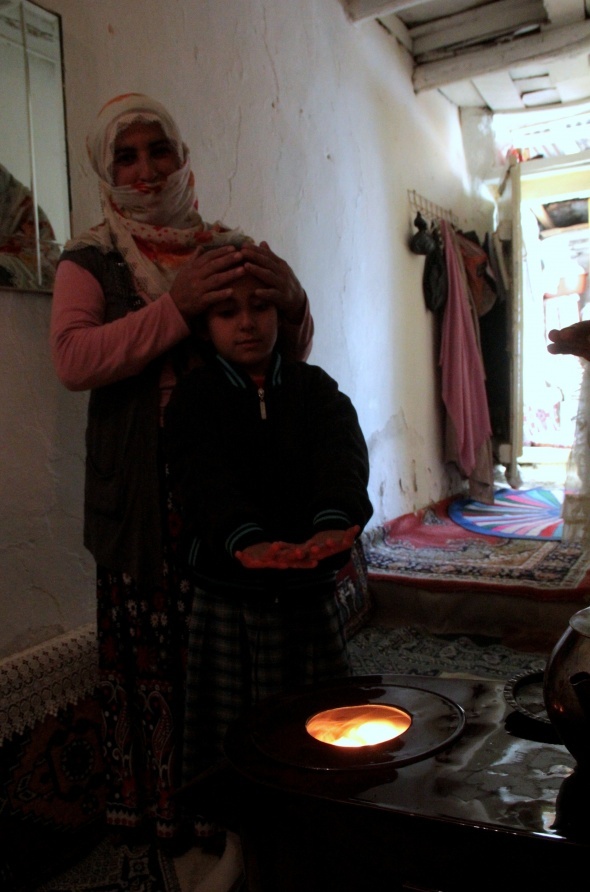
[230,675,465,772]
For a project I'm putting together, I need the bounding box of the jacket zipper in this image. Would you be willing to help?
[258,387,267,420]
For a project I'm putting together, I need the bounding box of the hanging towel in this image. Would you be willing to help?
[439,220,493,489]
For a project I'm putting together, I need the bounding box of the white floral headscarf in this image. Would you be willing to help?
[66,93,245,301]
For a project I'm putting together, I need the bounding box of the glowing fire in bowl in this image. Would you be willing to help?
[306,704,412,748]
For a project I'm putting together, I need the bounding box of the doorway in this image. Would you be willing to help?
[509,150,590,489]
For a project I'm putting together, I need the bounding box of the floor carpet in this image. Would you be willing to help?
[362,498,590,600]
[448,487,564,541]
[30,623,550,892]
[32,836,181,892]
[347,624,548,679]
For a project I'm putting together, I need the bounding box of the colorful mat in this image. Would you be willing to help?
[448,487,564,541]
[362,498,590,601]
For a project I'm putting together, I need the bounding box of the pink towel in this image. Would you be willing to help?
[439,221,492,476]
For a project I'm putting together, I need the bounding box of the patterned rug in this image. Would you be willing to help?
[32,836,180,892]
[348,624,548,679]
[362,498,590,601]
[448,487,564,541]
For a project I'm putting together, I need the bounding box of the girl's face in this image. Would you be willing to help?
[112,121,180,187]
[206,274,279,377]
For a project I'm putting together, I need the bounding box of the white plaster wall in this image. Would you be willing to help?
[2,0,484,655]
[0,290,94,658]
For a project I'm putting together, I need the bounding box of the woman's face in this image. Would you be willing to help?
[112,121,180,187]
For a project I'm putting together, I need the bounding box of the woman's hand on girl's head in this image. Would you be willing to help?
[240,241,306,322]
[169,244,246,319]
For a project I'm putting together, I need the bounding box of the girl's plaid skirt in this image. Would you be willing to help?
[182,584,350,784]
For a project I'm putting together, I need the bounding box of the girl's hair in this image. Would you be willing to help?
[199,229,253,251]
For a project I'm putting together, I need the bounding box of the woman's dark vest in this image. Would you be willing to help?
[59,246,167,585]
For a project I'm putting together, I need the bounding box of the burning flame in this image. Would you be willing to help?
[306,704,411,748]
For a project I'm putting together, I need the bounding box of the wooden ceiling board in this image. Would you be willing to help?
[472,71,526,111]
[555,76,590,103]
[543,0,586,26]
[411,0,547,59]
[522,87,561,106]
[377,0,485,28]
[341,0,590,114]
[438,80,490,107]
[548,55,590,81]
[514,75,554,93]
[413,22,590,93]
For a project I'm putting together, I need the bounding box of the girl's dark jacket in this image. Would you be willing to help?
[164,351,373,597]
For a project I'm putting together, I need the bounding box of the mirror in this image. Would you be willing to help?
[0,0,70,292]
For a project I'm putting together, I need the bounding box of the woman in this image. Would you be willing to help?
[50,93,313,845]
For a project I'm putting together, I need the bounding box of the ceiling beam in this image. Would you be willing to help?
[344,0,582,28]
[412,0,545,58]
[378,11,412,51]
[343,0,428,24]
[543,0,586,26]
[413,21,590,92]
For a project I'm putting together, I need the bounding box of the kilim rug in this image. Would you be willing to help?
[448,487,564,541]
[362,498,590,601]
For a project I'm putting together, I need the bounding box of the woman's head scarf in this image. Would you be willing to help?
[66,93,245,301]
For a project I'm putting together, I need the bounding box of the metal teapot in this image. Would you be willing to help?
[544,606,590,766]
